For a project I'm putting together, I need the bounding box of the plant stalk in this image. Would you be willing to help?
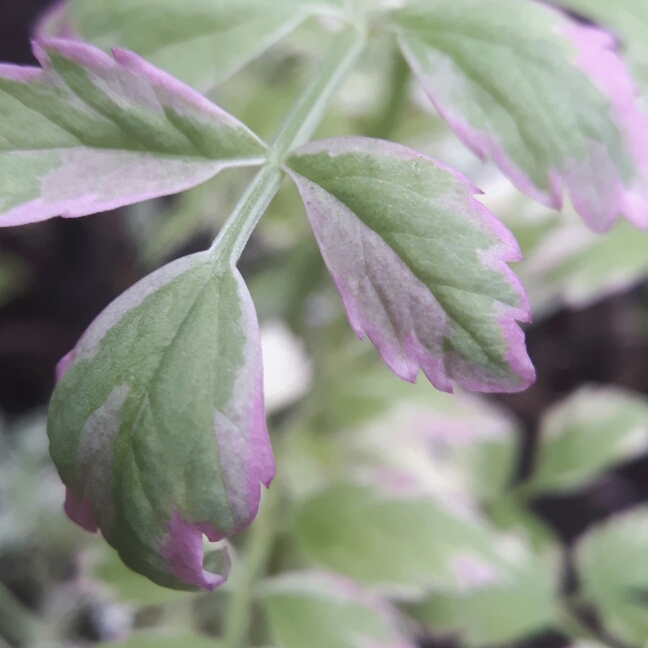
[221,486,280,648]
[218,24,367,648]
[210,165,284,265]
[366,47,410,140]
[211,24,367,265]
[270,24,367,160]
[558,606,600,641]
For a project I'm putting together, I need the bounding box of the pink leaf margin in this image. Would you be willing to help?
[159,511,230,591]
[559,21,648,232]
[209,270,276,540]
[33,0,76,41]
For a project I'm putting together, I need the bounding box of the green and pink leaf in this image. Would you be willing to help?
[392,0,648,233]
[0,39,267,227]
[50,252,274,590]
[287,137,534,394]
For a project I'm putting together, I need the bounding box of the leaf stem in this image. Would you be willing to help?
[210,24,367,264]
[222,486,280,648]
[210,164,284,265]
[270,24,368,160]
[216,23,367,648]
[0,580,44,646]
[365,46,410,140]
[558,606,601,641]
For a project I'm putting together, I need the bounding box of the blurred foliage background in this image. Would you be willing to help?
[3,1,648,647]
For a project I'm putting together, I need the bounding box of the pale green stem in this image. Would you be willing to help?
[222,486,280,648]
[366,47,410,140]
[210,24,367,265]
[0,580,46,646]
[558,606,600,641]
[218,24,367,648]
[210,164,284,265]
[270,24,367,160]
[508,479,533,501]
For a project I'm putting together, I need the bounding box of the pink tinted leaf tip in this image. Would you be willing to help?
[160,511,230,591]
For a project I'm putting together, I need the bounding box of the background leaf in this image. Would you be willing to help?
[38,0,346,92]
[292,482,541,597]
[522,216,648,314]
[576,506,648,645]
[526,385,648,496]
[106,631,222,648]
[289,363,521,502]
[408,547,558,647]
[261,571,415,648]
[392,0,648,232]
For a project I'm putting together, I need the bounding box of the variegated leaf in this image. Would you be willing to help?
[37,0,347,92]
[391,0,648,233]
[286,137,535,394]
[49,252,274,590]
[293,481,559,619]
[0,39,267,227]
[528,385,648,495]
